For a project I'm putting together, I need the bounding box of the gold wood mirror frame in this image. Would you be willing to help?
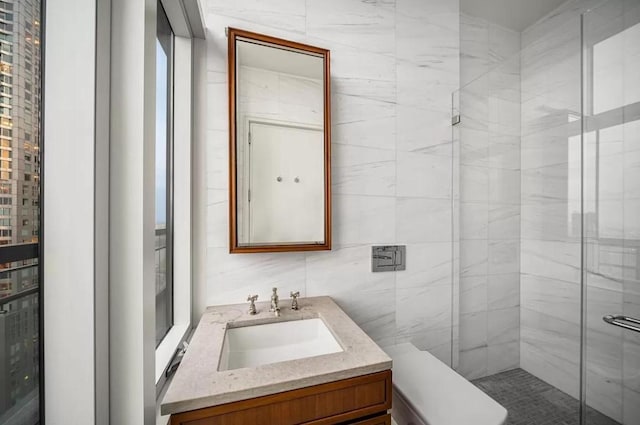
[228,28,332,253]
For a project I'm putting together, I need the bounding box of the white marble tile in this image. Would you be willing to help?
[623,336,640,394]
[395,242,453,289]
[306,0,396,56]
[396,326,454,366]
[331,143,396,196]
[460,275,487,314]
[487,342,519,375]
[396,61,455,111]
[332,75,396,105]
[586,367,623,423]
[206,0,306,34]
[206,189,228,249]
[395,285,452,335]
[488,97,521,138]
[521,274,581,325]
[206,129,228,190]
[333,288,396,346]
[460,311,487,351]
[207,79,229,132]
[460,79,489,132]
[332,195,396,245]
[460,202,489,240]
[458,346,488,380]
[328,42,396,82]
[489,61,520,103]
[396,198,452,243]
[460,239,488,277]
[623,386,640,425]
[396,18,458,76]
[487,137,520,170]
[521,201,579,242]
[396,151,452,199]
[521,240,581,284]
[520,307,581,399]
[206,248,307,306]
[460,127,490,167]
[488,307,519,345]
[460,165,489,203]
[396,0,459,28]
[306,245,395,295]
[520,162,576,202]
[332,89,396,151]
[396,105,451,154]
[460,13,489,86]
[488,273,520,310]
[488,204,520,240]
[488,239,519,275]
[488,22,520,65]
[489,168,520,205]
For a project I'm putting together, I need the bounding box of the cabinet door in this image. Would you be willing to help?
[170,370,392,425]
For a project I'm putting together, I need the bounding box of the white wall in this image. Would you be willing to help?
[457,14,522,380]
[198,0,460,363]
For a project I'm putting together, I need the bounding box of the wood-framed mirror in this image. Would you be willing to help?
[228,28,332,253]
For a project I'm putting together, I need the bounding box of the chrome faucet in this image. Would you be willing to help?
[247,294,258,315]
[270,287,280,316]
[290,291,300,310]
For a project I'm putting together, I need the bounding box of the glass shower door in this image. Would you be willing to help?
[582,1,640,423]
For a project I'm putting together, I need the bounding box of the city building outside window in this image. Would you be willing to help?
[0,0,43,424]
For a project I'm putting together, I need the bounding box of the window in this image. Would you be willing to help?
[592,22,640,114]
[152,0,196,401]
[155,1,174,347]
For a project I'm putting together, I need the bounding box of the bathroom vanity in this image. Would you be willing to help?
[161,296,392,425]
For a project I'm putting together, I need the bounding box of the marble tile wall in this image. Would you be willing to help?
[519,0,594,410]
[457,14,521,380]
[521,0,640,423]
[198,0,460,365]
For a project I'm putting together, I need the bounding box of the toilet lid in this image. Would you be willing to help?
[389,349,507,425]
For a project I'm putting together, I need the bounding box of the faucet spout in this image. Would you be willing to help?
[270,287,280,316]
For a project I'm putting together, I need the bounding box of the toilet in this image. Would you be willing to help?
[384,343,507,425]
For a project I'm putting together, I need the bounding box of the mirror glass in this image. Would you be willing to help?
[229,29,331,253]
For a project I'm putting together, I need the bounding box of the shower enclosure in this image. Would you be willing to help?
[452,0,640,423]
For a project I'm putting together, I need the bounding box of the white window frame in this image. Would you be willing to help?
[154,0,204,395]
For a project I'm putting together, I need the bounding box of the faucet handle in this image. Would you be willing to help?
[290,291,300,310]
[247,294,258,315]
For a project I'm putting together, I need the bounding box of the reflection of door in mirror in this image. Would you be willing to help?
[247,122,324,244]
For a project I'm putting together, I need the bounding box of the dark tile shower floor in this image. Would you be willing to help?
[471,369,621,425]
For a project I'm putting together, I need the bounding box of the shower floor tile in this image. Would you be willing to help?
[471,368,621,425]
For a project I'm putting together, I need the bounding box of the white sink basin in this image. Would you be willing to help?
[218,318,343,371]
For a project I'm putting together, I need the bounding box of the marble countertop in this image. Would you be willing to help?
[161,296,392,415]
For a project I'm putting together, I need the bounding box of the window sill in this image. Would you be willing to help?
[155,323,190,386]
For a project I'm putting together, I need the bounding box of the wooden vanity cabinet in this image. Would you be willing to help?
[170,370,392,425]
